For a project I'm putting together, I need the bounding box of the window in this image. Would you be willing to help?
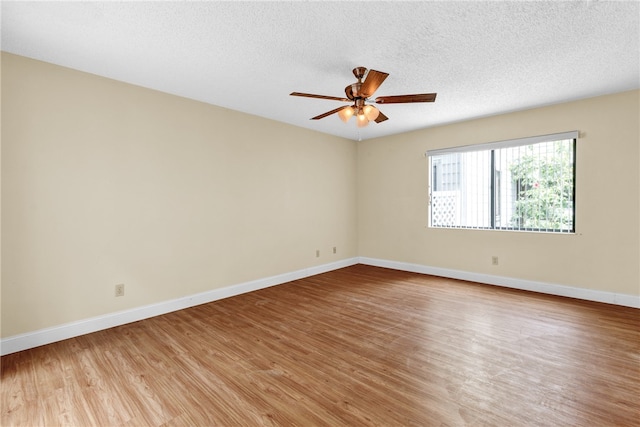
[428,131,577,233]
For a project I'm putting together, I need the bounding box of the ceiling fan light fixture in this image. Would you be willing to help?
[338,106,354,123]
[363,104,380,121]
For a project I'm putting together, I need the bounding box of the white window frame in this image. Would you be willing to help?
[427,131,578,233]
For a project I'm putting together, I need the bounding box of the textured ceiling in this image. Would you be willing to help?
[2,1,639,141]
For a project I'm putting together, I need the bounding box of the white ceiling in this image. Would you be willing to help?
[2,1,639,141]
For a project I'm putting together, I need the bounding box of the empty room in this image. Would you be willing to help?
[1,2,639,426]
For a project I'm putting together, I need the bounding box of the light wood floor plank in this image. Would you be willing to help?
[2,265,639,426]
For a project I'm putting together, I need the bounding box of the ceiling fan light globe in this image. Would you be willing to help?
[363,105,380,121]
[338,106,354,123]
[356,114,369,128]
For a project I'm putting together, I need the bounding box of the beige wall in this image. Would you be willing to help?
[2,52,638,339]
[358,90,640,296]
[1,53,358,337]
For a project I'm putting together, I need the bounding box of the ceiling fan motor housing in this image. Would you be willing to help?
[346,67,368,100]
[346,83,362,100]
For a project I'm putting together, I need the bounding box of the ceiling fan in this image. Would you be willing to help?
[290,66,437,128]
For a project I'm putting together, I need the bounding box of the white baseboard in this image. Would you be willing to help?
[0,258,359,356]
[3,256,636,356]
[358,257,640,309]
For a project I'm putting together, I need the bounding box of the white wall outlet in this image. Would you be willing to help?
[333,246,337,254]
[115,284,125,297]
[492,256,499,265]
[316,249,320,258]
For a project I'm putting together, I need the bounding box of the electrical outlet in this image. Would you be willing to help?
[115,284,125,297]
[492,256,499,266]
[333,246,337,254]
[316,249,320,258]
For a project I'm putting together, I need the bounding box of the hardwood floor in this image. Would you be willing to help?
[2,265,639,426]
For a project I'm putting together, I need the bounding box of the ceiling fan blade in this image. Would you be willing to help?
[290,92,350,102]
[311,105,350,120]
[374,111,389,123]
[359,69,389,98]
[375,93,437,104]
